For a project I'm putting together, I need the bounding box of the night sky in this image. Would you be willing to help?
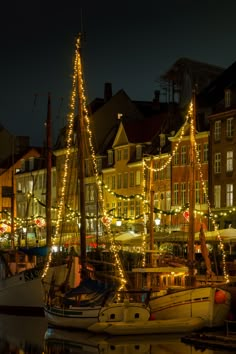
[1,0,236,146]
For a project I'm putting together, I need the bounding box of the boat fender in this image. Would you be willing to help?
[214,290,226,304]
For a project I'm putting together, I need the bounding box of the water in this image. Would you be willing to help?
[0,314,233,353]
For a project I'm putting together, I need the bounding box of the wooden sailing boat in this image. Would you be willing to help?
[148,94,232,328]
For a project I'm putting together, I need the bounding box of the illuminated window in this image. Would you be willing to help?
[135,200,140,217]
[174,183,179,205]
[130,200,134,216]
[214,121,221,141]
[117,150,122,161]
[136,171,141,186]
[225,89,231,108]
[214,153,221,173]
[226,151,233,172]
[226,184,233,207]
[203,143,208,162]
[108,150,113,165]
[136,145,142,160]
[214,185,221,208]
[181,182,186,206]
[226,118,234,138]
[181,146,187,165]
[123,201,128,218]
[173,151,179,165]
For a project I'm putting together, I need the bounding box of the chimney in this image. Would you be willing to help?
[104,82,112,102]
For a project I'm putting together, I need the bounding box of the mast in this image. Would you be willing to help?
[187,91,196,286]
[46,93,52,248]
[76,35,87,280]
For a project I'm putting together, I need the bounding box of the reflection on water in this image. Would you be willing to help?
[0,314,233,354]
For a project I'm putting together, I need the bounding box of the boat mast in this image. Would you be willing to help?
[46,93,52,248]
[187,91,196,286]
[76,35,87,280]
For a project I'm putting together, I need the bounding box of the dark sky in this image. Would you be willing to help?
[1,0,236,146]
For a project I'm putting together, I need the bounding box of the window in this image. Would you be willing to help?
[96,158,102,173]
[123,148,128,160]
[117,201,122,217]
[108,150,113,165]
[166,191,171,210]
[203,143,208,162]
[136,145,142,160]
[226,151,233,172]
[226,118,234,138]
[117,174,122,189]
[117,150,122,161]
[2,186,13,197]
[123,201,128,218]
[173,151,179,165]
[181,183,186,206]
[130,200,134,216]
[111,176,116,189]
[136,171,141,186]
[214,121,221,141]
[123,173,128,188]
[130,172,134,187]
[226,184,233,207]
[174,183,178,205]
[214,185,221,208]
[225,89,231,108]
[181,146,187,165]
[135,200,140,217]
[214,153,221,173]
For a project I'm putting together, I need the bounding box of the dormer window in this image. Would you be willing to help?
[136,145,142,160]
[225,89,231,108]
[108,150,113,165]
[117,150,122,161]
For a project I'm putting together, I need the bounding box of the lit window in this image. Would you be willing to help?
[181,146,187,165]
[225,89,231,108]
[226,184,233,207]
[214,121,221,141]
[136,171,141,186]
[136,145,142,160]
[226,118,234,138]
[214,153,221,173]
[203,143,208,162]
[181,183,186,206]
[214,185,221,208]
[226,151,233,172]
[174,183,178,205]
[117,150,122,161]
[108,150,113,165]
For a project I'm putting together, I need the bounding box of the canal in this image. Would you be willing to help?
[0,314,234,353]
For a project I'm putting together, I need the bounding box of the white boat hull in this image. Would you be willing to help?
[0,270,44,315]
[44,305,102,329]
[149,286,231,328]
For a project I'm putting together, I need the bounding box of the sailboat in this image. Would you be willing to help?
[0,99,53,316]
[148,95,231,328]
[43,34,132,330]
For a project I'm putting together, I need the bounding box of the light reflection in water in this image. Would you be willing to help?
[0,315,233,354]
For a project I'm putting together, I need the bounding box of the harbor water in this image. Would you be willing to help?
[0,313,234,353]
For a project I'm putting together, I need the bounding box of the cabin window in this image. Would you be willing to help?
[225,89,231,107]
[214,185,221,208]
[214,153,221,173]
[226,151,233,172]
[226,184,233,207]
[108,150,113,165]
[226,118,234,138]
[203,143,208,162]
[214,121,221,141]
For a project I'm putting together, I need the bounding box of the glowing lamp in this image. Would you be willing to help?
[215,290,227,304]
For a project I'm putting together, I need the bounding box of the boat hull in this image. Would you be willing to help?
[0,270,44,316]
[149,286,231,328]
[44,305,102,329]
[88,316,205,335]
